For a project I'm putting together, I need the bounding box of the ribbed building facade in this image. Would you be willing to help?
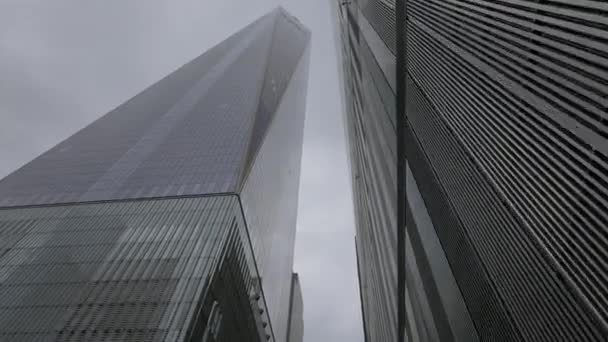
[331,1,397,341]
[0,8,310,342]
[404,0,608,341]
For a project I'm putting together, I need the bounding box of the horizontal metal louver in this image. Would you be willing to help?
[333,0,398,340]
[362,0,397,55]
[407,0,608,339]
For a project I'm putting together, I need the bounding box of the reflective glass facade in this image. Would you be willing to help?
[0,7,310,342]
[331,1,397,341]
[403,0,608,341]
[0,196,274,342]
[0,8,308,209]
[286,273,303,342]
[240,32,310,342]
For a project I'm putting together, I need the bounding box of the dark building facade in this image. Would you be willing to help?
[331,1,397,341]
[403,0,608,341]
[285,273,303,342]
[0,7,310,342]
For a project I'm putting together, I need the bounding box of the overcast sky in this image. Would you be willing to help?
[0,0,362,341]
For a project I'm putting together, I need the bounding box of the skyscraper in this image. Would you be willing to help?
[0,7,310,342]
[285,273,303,342]
[404,0,608,341]
[331,1,397,341]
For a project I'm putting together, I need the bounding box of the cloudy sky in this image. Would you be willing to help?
[0,0,362,341]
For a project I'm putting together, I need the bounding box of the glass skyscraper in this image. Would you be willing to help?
[331,0,397,341]
[285,273,303,342]
[403,0,608,341]
[0,7,310,342]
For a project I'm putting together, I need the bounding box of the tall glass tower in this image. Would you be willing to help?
[0,7,310,342]
[286,273,303,342]
[331,0,397,341]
